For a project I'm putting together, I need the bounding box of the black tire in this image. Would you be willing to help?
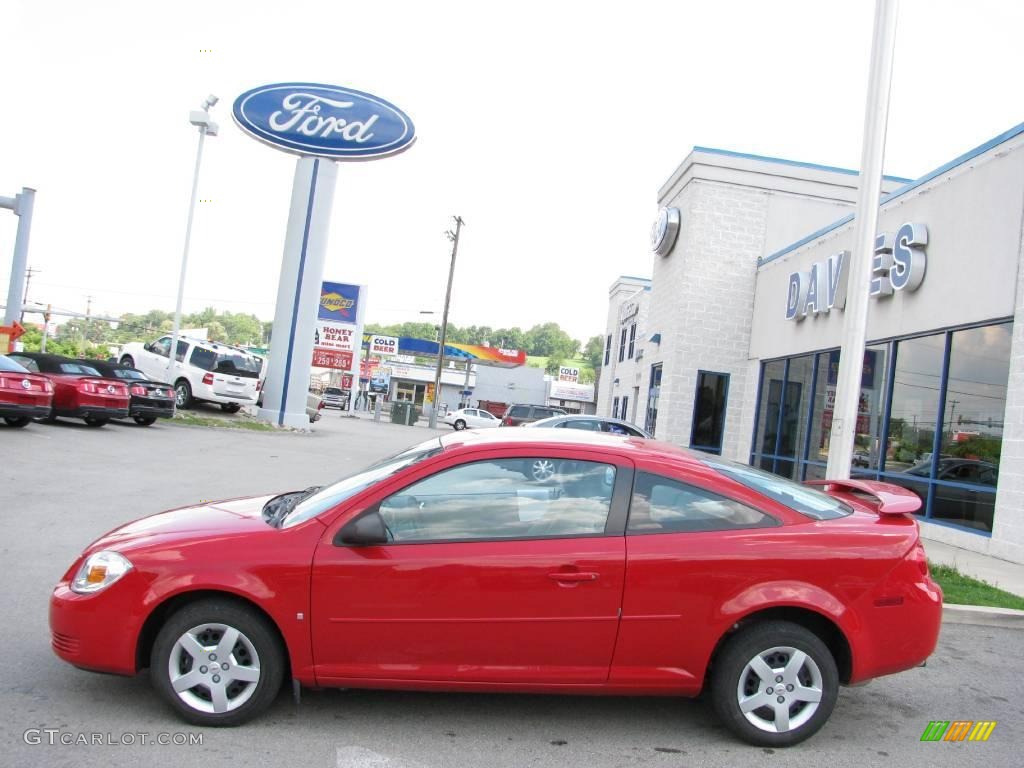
[175,380,193,409]
[150,599,285,727]
[4,417,30,428]
[120,355,135,368]
[134,416,157,426]
[221,404,241,414]
[454,419,467,430]
[83,416,108,427]
[710,621,838,747]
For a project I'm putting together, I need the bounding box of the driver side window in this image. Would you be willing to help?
[378,458,616,543]
[151,337,171,357]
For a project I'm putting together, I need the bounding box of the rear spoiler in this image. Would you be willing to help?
[803,478,921,516]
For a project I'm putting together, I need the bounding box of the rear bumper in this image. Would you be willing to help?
[56,405,131,420]
[130,402,174,419]
[0,402,52,420]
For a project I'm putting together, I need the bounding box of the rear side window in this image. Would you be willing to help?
[534,408,559,419]
[509,406,529,418]
[702,457,852,520]
[190,347,216,371]
[8,355,38,372]
[628,472,778,534]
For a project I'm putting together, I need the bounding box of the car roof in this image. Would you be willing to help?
[438,427,700,465]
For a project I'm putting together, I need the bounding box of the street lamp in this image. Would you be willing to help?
[166,95,218,389]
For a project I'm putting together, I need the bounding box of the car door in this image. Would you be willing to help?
[134,337,170,380]
[311,448,632,685]
[611,469,785,693]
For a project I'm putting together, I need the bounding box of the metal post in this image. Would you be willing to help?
[2,188,36,327]
[167,127,208,383]
[40,304,51,353]
[826,0,899,480]
[428,216,464,429]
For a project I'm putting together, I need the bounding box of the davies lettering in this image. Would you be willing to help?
[785,222,927,322]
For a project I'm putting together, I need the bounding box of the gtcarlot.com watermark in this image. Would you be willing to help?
[24,729,203,746]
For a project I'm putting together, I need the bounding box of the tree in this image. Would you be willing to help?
[524,322,577,358]
[545,356,564,375]
[583,335,604,370]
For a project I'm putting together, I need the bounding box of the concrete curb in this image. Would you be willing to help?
[943,603,1024,629]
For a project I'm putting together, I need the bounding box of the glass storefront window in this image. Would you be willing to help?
[751,321,1010,535]
[690,371,730,455]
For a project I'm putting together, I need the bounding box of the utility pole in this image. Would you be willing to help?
[428,216,464,429]
[1,187,35,327]
[21,266,38,321]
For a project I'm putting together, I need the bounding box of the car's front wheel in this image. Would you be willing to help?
[4,417,30,427]
[133,416,157,426]
[454,419,466,430]
[83,416,108,427]
[120,355,135,368]
[710,621,838,747]
[151,599,284,727]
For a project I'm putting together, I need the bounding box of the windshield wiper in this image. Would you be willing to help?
[262,486,322,528]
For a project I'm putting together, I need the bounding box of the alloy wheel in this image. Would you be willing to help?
[736,645,823,733]
[167,623,261,714]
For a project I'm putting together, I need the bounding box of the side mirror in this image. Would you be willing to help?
[336,510,389,546]
[143,342,153,352]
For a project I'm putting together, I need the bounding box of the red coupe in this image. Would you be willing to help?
[0,353,53,426]
[50,430,942,746]
[9,352,130,427]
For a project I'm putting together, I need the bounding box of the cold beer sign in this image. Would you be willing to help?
[785,223,928,321]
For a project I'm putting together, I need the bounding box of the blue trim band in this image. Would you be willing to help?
[692,146,913,182]
[278,158,321,426]
[758,120,1024,267]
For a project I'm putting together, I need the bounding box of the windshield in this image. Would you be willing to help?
[280,438,444,528]
[701,456,852,520]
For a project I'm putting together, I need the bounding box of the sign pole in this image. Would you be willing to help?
[826,0,899,479]
[259,157,339,428]
[1,187,35,327]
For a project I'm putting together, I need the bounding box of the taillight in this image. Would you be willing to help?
[202,373,214,385]
[130,385,147,396]
[908,539,929,577]
[78,381,97,394]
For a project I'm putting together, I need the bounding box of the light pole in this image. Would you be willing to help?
[428,216,464,429]
[166,95,218,388]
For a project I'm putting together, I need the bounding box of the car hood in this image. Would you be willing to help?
[87,494,281,553]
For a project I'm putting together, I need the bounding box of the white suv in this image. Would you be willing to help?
[120,335,261,412]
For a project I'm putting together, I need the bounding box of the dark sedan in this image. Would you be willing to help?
[75,359,175,426]
[0,354,53,427]
[527,414,652,438]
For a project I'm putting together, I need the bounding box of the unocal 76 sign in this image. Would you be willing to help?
[785,222,928,321]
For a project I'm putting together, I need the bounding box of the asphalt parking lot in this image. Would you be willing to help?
[1,415,1020,767]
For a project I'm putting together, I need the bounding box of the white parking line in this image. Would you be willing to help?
[336,746,429,768]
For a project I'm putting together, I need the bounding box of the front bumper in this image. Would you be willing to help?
[50,580,144,676]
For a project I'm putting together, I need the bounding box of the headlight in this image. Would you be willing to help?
[70,551,133,594]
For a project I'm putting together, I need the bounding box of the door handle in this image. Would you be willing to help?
[547,571,599,583]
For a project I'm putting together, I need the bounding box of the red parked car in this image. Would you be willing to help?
[50,430,942,746]
[0,353,53,427]
[9,352,129,427]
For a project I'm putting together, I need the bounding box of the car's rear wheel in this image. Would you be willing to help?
[221,404,241,414]
[454,419,467,430]
[83,416,108,427]
[120,355,135,368]
[710,621,838,747]
[175,380,193,409]
[151,600,284,727]
[134,416,157,426]
[4,417,30,427]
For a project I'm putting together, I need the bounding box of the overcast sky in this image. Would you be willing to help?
[2,0,1022,343]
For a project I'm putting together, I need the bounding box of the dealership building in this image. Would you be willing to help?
[598,122,1024,563]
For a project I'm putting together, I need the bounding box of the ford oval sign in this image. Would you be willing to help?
[232,83,415,161]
